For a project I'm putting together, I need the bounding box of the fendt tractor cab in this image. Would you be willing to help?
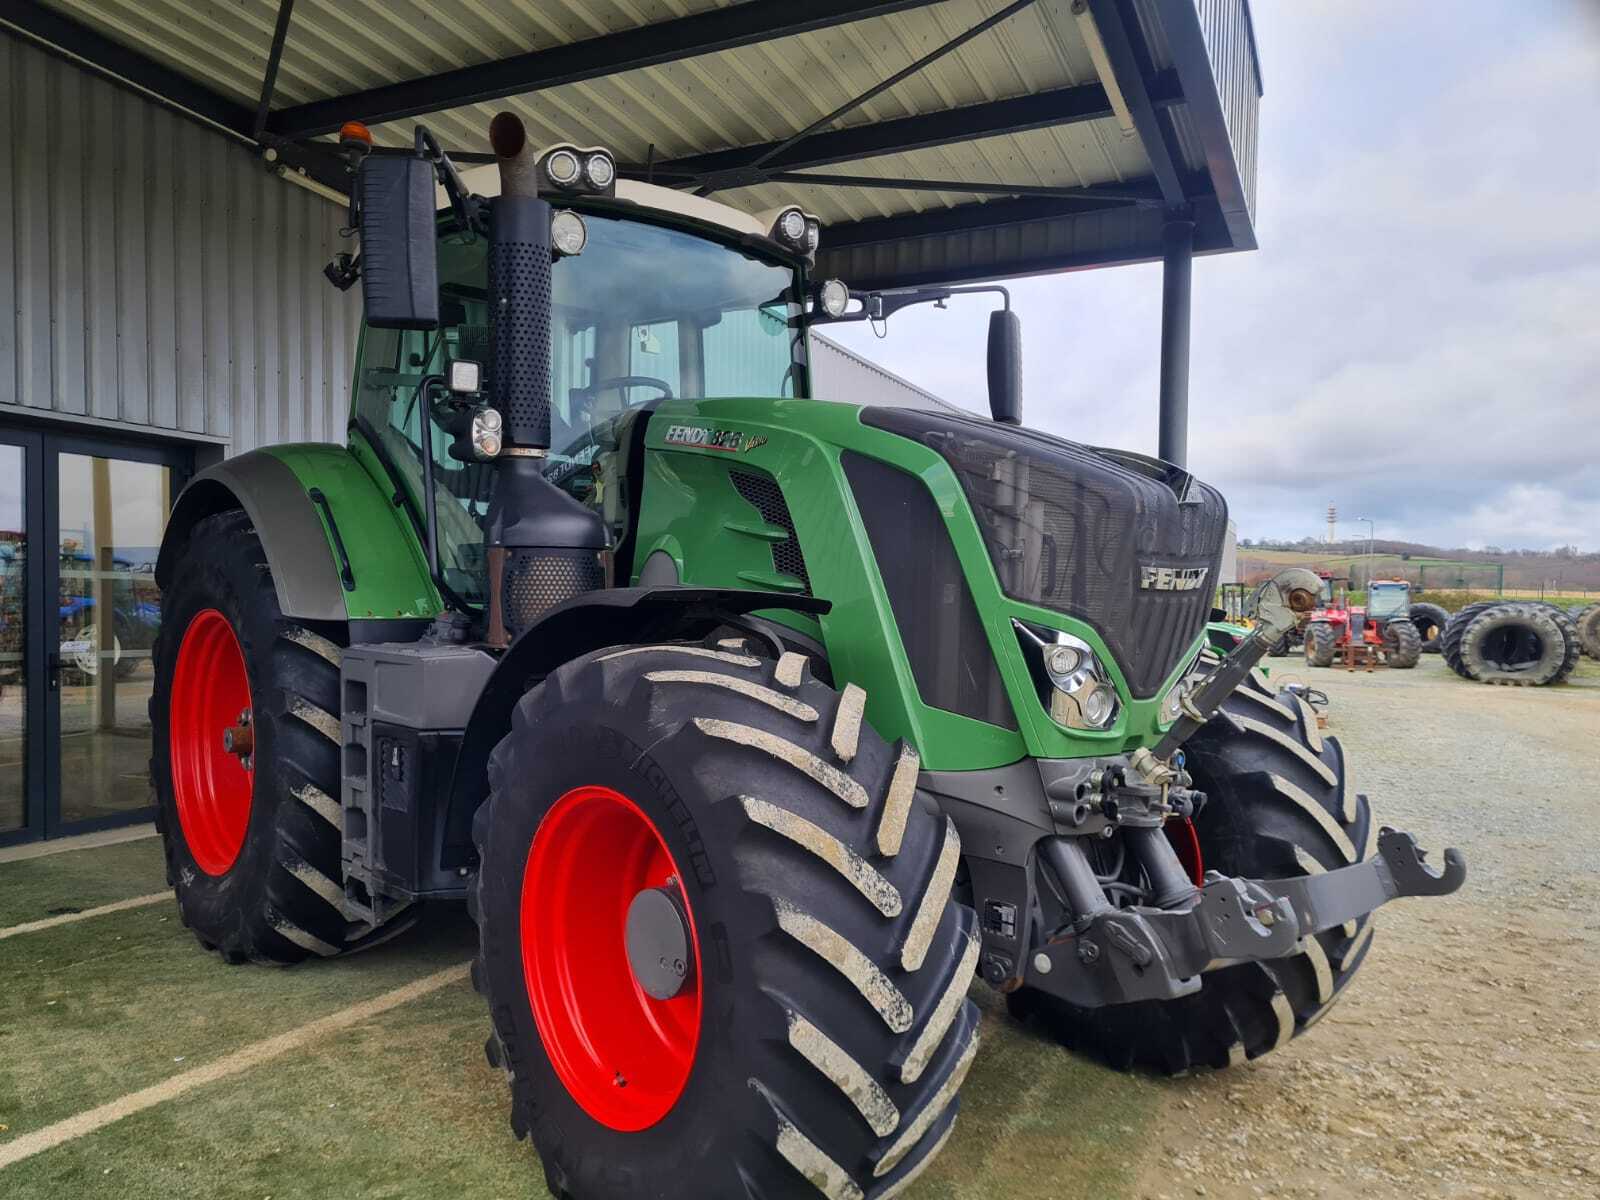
[151,117,1463,1200]
[1303,575,1422,669]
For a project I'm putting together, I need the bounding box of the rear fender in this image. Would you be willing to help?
[439,586,830,870]
[156,445,440,623]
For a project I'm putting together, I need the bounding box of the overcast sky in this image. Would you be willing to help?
[827,0,1600,551]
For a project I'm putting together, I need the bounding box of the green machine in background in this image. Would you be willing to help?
[151,116,1462,1200]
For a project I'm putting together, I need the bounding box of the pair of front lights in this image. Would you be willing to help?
[469,406,503,459]
[1016,621,1198,733]
[541,146,616,194]
[1014,622,1120,730]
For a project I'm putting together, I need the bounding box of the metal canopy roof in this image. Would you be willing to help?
[5,0,1262,291]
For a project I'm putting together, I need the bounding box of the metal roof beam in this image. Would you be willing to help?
[1,5,254,138]
[1084,0,1187,209]
[647,82,1119,186]
[820,192,1156,249]
[267,0,947,140]
[774,173,1163,204]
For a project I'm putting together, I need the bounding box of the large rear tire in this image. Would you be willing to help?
[1574,604,1600,659]
[1408,602,1449,653]
[472,642,980,1200]
[150,510,377,964]
[1441,601,1499,678]
[1007,670,1376,1074]
[1458,603,1576,686]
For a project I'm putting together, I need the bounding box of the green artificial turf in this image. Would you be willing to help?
[0,841,1156,1200]
[0,837,167,928]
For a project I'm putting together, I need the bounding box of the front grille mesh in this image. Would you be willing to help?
[730,470,812,593]
[862,408,1228,697]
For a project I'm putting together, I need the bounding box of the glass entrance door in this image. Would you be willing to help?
[0,425,190,846]
[54,453,176,828]
[0,433,38,840]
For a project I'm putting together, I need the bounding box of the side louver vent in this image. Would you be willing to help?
[729,470,812,594]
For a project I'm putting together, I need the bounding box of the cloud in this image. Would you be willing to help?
[824,4,1600,552]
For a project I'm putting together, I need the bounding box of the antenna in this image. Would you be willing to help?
[1326,504,1338,545]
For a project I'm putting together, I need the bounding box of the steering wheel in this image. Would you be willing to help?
[575,375,674,403]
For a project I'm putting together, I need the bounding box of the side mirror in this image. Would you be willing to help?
[356,154,439,330]
[987,308,1022,425]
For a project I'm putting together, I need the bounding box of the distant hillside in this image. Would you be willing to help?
[1236,539,1600,593]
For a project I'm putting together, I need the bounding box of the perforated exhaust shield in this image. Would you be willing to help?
[488,196,554,448]
[861,408,1228,698]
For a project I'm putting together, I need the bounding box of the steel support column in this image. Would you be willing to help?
[1158,217,1195,467]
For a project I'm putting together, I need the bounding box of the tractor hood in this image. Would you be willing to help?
[860,407,1230,697]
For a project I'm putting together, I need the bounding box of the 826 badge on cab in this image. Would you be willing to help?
[663,424,763,453]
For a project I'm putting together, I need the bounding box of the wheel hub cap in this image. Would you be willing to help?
[624,883,695,1001]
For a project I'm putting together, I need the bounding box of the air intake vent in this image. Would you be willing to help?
[842,452,1016,730]
[729,470,811,594]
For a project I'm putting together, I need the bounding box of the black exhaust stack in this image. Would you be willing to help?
[483,112,609,647]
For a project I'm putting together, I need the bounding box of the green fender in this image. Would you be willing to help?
[156,441,442,623]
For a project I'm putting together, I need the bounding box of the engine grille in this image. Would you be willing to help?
[861,408,1228,697]
[729,469,812,593]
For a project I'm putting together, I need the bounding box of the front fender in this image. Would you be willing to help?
[438,586,830,869]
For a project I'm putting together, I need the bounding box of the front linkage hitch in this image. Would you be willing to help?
[1023,568,1467,1007]
[1028,828,1466,1006]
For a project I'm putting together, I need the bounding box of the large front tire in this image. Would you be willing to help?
[1009,669,1376,1074]
[150,510,373,964]
[472,642,980,1200]
[1382,617,1422,667]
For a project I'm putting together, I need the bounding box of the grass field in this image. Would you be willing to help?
[0,837,1154,1200]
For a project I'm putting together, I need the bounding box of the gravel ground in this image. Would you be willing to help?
[1134,655,1600,1200]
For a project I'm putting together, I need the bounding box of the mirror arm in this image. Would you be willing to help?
[811,283,1011,325]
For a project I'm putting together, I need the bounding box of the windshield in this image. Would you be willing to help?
[353,211,805,603]
[1367,583,1408,617]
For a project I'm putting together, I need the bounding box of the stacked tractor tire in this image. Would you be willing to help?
[1440,600,1590,686]
[1407,602,1450,654]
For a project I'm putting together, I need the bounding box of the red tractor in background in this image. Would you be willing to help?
[1304,575,1422,668]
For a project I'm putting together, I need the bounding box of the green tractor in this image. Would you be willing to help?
[150,117,1464,1200]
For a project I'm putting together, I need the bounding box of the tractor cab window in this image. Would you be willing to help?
[1367,583,1409,619]
[353,210,805,607]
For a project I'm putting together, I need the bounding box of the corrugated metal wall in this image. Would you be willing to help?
[809,333,975,416]
[1194,0,1261,220]
[0,33,359,453]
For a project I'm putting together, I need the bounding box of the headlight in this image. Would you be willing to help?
[817,278,850,318]
[1014,621,1121,730]
[584,151,615,189]
[1159,679,1187,726]
[539,145,616,195]
[471,408,504,459]
[551,209,588,256]
[1156,653,1205,727]
[778,208,806,242]
[545,148,581,188]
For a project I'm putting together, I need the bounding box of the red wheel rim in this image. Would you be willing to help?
[1165,816,1205,887]
[169,608,254,876]
[521,785,703,1131]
